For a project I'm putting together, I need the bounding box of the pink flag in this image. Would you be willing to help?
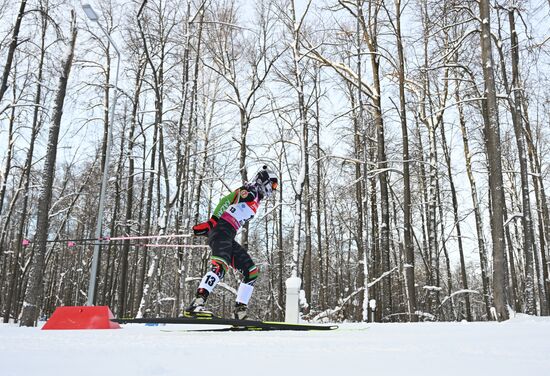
[22,239,30,247]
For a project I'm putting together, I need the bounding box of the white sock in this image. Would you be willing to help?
[236,282,254,305]
[198,271,220,294]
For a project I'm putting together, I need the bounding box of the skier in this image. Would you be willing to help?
[185,165,279,320]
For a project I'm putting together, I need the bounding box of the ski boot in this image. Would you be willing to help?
[184,295,215,318]
[234,302,248,320]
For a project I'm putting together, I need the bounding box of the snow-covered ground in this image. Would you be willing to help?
[1,314,549,376]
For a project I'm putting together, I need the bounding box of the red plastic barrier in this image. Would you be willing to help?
[42,306,121,330]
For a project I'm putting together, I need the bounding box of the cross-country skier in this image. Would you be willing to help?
[184,165,279,320]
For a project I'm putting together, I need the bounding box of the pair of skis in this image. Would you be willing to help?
[112,316,338,332]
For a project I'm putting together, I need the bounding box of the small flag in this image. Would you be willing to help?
[22,239,30,247]
[67,241,76,247]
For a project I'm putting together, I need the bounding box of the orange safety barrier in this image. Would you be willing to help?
[42,306,121,330]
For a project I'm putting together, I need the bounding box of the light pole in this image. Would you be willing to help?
[82,3,121,306]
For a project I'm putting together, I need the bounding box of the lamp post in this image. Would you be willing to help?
[82,3,121,306]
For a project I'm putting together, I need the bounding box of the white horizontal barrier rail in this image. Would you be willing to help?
[107,234,192,241]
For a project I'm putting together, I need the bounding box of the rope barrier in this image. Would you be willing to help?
[108,234,192,241]
[22,233,196,248]
[144,244,208,248]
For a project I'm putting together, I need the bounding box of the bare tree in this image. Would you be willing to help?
[385,0,417,321]
[20,10,77,327]
[506,6,538,314]
[479,0,509,321]
[3,0,50,323]
[201,0,281,248]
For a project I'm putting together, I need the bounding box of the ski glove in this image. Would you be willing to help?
[193,217,218,236]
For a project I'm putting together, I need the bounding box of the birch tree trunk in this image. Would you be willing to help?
[453,67,493,318]
[353,0,368,322]
[313,73,326,312]
[440,117,472,321]
[288,0,311,279]
[0,71,18,318]
[118,58,145,317]
[419,0,439,313]
[394,0,416,321]
[523,101,550,315]
[136,0,168,317]
[507,8,537,315]
[356,0,392,320]
[479,0,509,321]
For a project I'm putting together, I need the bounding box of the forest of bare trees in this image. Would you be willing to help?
[0,0,549,326]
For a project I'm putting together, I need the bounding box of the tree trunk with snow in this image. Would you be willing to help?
[523,102,550,315]
[507,9,538,315]
[118,58,144,317]
[356,0,392,321]
[288,0,311,280]
[393,0,417,322]
[479,0,509,321]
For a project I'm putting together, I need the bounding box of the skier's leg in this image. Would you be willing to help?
[184,261,220,317]
[195,258,227,299]
[231,240,259,284]
[231,241,259,319]
[184,225,232,317]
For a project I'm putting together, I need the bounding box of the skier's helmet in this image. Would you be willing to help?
[254,165,279,198]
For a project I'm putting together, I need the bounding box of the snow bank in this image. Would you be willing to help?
[0,318,549,376]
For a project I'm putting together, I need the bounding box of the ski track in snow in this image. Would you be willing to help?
[1,315,549,376]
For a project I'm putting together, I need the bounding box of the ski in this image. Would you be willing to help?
[112,316,338,331]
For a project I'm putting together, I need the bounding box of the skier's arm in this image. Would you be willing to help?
[193,187,256,236]
[193,191,237,236]
[212,186,259,217]
[212,190,240,219]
